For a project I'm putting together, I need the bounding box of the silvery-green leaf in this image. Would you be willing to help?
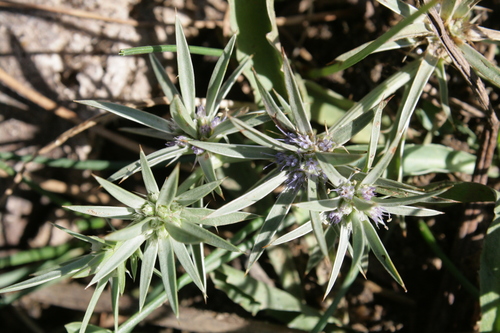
[139,238,158,311]
[190,243,206,297]
[361,217,405,289]
[88,235,146,287]
[94,176,146,210]
[205,35,236,118]
[157,164,180,208]
[119,127,171,140]
[108,146,189,183]
[175,179,224,206]
[164,221,204,244]
[315,154,346,187]
[149,53,180,103]
[377,0,418,17]
[177,167,204,195]
[140,150,159,195]
[365,98,386,171]
[372,187,451,207]
[210,113,270,139]
[64,205,135,219]
[105,218,152,241]
[247,186,300,270]
[181,208,256,226]
[175,16,195,117]
[294,197,342,212]
[207,169,288,218]
[181,222,241,252]
[268,221,313,247]
[282,53,312,134]
[353,196,375,211]
[457,42,500,89]
[72,252,110,279]
[171,240,206,295]
[170,95,198,138]
[308,178,328,258]
[80,273,110,333]
[254,71,295,132]
[229,116,297,151]
[189,141,276,160]
[330,104,376,145]
[110,275,121,332]
[0,255,94,293]
[52,224,108,247]
[157,236,178,317]
[384,205,443,216]
[315,151,365,166]
[434,60,453,126]
[324,220,351,297]
[361,52,438,186]
[198,151,222,196]
[77,100,174,134]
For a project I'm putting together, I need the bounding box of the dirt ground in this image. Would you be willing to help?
[1,0,500,332]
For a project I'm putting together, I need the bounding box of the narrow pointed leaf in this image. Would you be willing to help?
[268,221,313,247]
[149,53,180,102]
[308,178,328,258]
[80,275,110,333]
[77,100,174,134]
[89,235,146,286]
[210,113,270,139]
[175,179,224,206]
[64,205,135,219]
[139,238,158,311]
[372,187,451,206]
[105,218,152,241]
[140,150,159,195]
[247,186,300,270]
[458,42,500,89]
[207,169,288,218]
[108,146,189,183]
[383,205,442,216]
[157,236,179,317]
[361,218,405,290]
[198,151,222,196]
[94,176,146,210]
[164,222,204,244]
[365,99,386,171]
[330,106,376,145]
[191,243,206,296]
[189,141,277,160]
[282,53,312,134]
[315,151,365,166]
[171,240,206,294]
[294,197,342,211]
[170,95,198,138]
[315,154,346,186]
[157,164,180,208]
[181,208,256,227]
[205,35,236,118]
[175,17,195,117]
[325,221,351,296]
[181,222,241,252]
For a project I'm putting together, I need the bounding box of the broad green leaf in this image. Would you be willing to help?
[140,150,159,195]
[282,53,312,134]
[94,176,146,210]
[480,190,500,332]
[205,35,236,118]
[175,16,195,117]
[361,217,405,289]
[181,222,241,252]
[324,221,351,297]
[247,186,300,270]
[229,116,297,151]
[383,205,442,216]
[88,235,146,286]
[149,53,180,102]
[208,169,288,218]
[157,236,178,317]
[171,240,205,295]
[170,95,198,138]
[181,208,256,227]
[189,141,277,160]
[139,238,158,311]
[65,205,135,219]
[77,100,174,134]
[108,146,189,182]
[175,179,224,206]
[157,164,180,208]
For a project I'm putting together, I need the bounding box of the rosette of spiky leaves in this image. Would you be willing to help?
[268,113,455,297]
[63,151,254,318]
[190,52,380,271]
[77,16,261,187]
[0,225,132,333]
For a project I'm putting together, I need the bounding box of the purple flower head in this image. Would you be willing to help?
[196,105,206,117]
[285,132,314,151]
[304,157,319,174]
[275,152,299,170]
[359,185,376,201]
[166,135,189,147]
[191,146,205,155]
[199,124,212,137]
[317,138,335,152]
[285,169,306,190]
[211,116,222,129]
[369,206,390,227]
[333,183,355,201]
[326,210,343,225]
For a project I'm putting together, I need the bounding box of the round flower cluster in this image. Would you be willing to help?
[275,152,325,190]
[324,181,390,228]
